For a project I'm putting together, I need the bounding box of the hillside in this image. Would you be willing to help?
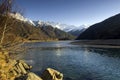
[37,25,75,40]
[0,15,74,46]
[76,13,120,40]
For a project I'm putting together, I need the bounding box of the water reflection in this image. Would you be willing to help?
[54,43,62,57]
[83,48,90,62]
[22,41,120,80]
[85,47,120,58]
[55,49,62,56]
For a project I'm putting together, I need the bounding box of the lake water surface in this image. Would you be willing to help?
[22,41,120,80]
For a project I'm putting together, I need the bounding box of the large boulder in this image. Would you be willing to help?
[41,68,63,80]
[27,72,43,80]
[0,52,64,80]
[12,60,32,77]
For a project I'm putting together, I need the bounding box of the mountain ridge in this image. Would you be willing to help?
[0,14,75,46]
[9,12,88,34]
[77,13,120,40]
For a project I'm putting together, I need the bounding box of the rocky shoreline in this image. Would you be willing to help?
[0,51,63,80]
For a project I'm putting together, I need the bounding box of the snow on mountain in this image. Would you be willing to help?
[33,20,48,27]
[45,22,89,32]
[9,12,35,26]
[9,12,27,21]
[67,25,89,36]
[70,25,88,31]
[9,12,88,33]
[27,19,36,26]
[34,20,88,32]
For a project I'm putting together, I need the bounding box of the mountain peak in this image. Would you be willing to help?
[9,12,35,26]
[9,12,88,34]
[9,12,27,21]
[34,21,88,32]
[77,13,120,40]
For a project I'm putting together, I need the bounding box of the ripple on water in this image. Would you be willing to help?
[22,41,120,80]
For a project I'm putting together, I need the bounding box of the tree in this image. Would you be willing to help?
[0,0,26,54]
[0,0,13,48]
[0,0,13,15]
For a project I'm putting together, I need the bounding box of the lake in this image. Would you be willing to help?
[21,41,120,80]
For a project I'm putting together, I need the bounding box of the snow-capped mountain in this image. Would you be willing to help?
[9,12,35,26]
[67,25,87,36]
[34,20,88,32]
[70,25,87,31]
[33,20,48,27]
[68,27,86,36]
[34,21,89,36]
[36,21,89,37]
[9,12,89,36]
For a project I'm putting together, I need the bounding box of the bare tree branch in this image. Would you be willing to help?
[0,0,14,48]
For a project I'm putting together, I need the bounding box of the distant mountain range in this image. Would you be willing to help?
[34,20,88,36]
[68,27,86,36]
[9,13,88,37]
[0,13,76,45]
[77,13,120,40]
[8,12,120,42]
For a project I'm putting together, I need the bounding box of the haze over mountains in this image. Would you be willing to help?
[77,13,120,40]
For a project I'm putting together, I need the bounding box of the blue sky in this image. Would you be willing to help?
[16,0,120,26]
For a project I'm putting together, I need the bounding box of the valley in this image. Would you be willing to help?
[1,0,120,80]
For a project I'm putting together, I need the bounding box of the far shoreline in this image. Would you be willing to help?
[71,39,120,48]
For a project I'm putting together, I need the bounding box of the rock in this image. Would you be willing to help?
[9,60,32,79]
[13,60,32,75]
[20,60,32,69]
[12,69,18,76]
[41,68,63,80]
[27,72,43,80]
[18,62,27,74]
[0,51,64,80]
[15,75,27,80]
